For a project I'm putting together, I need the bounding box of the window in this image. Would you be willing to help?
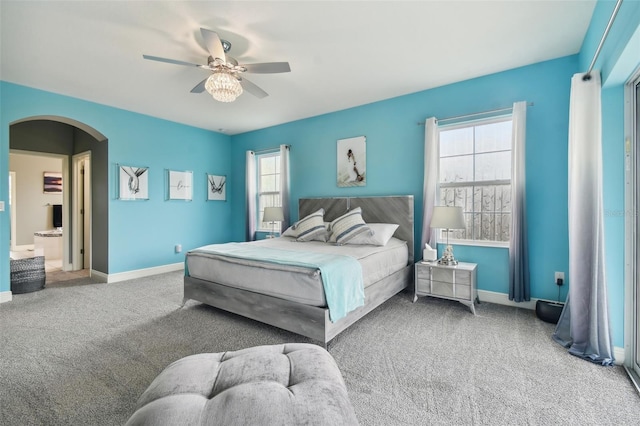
[438,116,513,244]
[257,152,281,230]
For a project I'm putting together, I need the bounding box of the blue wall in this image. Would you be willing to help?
[579,0,640,351]
[230,55,578,303]
[0,82,232,290]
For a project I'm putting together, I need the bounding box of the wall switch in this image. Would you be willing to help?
[175,244,182,253]
[0,201,4,212]
[555,271,564,282]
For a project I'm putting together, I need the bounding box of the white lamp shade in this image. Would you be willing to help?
[430,206,466,229]
[263,207,284,222]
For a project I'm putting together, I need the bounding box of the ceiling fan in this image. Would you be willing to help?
[143,28,291,102]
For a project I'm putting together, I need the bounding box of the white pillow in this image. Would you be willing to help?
[283,208,327,242]
[347,223,399,246]
[328,207,371,245]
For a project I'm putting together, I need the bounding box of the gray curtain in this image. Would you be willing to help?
[279,144,291,232]
[509,101,530,302]
[245,150,257,241]
[552,72,614,365]
[421,117,439,253]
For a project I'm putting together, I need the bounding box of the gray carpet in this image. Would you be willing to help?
[0,271,638,425]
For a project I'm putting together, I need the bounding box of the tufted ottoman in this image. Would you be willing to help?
[126,343,359,426]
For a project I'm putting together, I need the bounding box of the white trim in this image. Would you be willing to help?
[0,291,13,303]
[477,289,538,310]
[615,347,626,365]
[103,262,185,283]
[446,239,509,249]
[72,152,91,271]
[624,67,640,376]
[9,171,17,251]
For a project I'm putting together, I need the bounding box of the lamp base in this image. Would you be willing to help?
[437,244,458,266]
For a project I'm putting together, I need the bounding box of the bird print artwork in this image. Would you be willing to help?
[337,136,366,187]
[208,174,226,200]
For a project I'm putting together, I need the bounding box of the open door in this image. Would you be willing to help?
[72,152,91,271]
[9,171,16,251]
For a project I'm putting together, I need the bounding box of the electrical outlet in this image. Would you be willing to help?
[175,244,182,253]
[555,271,564,282]
[0,201,4,212]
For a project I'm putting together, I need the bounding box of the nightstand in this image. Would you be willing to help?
[413,261,478,314]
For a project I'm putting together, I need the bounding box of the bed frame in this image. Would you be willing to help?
[183,195,414,347]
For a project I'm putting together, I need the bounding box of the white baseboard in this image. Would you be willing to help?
[0,291,13,304]
[103,262,184,283]
[479,290,625,365]
[90,269,108,282]
[477,289,539,310]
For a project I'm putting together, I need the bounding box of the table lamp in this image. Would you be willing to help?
[263,207,284,238]
[430,206,466,265]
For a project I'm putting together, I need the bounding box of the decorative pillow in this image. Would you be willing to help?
[347,223,399,246]
[281,226,297,238]
[329,207,371,245]
[290,208,327,242]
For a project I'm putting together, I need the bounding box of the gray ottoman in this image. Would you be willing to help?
[126,343,359,426]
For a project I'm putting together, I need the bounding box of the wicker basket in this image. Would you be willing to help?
[10,256,46,294]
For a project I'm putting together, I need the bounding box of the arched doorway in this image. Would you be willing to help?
[9,116,109,282]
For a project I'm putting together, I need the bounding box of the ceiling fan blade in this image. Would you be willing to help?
[239,77,268,99]
[242,62,291,74]
[190,77,208,93]
[142,54,201,68]
[200,28,226,62]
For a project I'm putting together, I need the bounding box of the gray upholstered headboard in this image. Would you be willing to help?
[299,195,415,263]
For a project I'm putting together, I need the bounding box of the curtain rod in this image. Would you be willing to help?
[251,145,290,154]
[583,0,623,81]
[417,102,533,126]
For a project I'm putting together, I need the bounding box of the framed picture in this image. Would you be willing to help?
[207,174,226,201]
[43,172,63,194]
[167,169,193,201]
[337,136,366,187]
[118,165,149,200]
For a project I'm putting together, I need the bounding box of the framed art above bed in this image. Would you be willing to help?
[337,136,366,187]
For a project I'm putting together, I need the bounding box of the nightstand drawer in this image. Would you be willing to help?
[416,277,431,294]
[431,281,471,299]
[431,268,470,285]
[431,268,453,283]
[416,266,431,281]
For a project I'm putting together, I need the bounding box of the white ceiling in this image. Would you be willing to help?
[0,1,596,135]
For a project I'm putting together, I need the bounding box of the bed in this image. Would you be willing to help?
[183,195,414,346]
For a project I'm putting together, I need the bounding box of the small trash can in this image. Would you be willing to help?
[535,300,564,324]
[10,256,46,294]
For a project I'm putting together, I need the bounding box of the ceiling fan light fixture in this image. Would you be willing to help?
[205,71,243,102]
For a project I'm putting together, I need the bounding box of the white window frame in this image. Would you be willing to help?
[438,115,513,248]
[256,151,281,231]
